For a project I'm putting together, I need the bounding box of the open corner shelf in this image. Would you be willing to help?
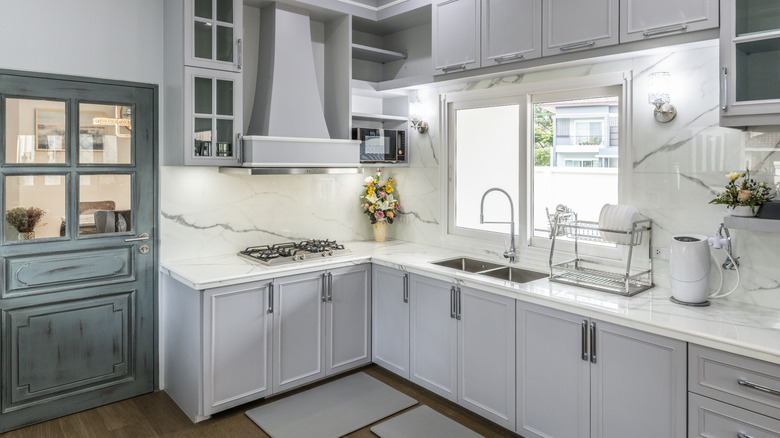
[352,44,407,63]
[351,112,408,122]
[723,215,780,233]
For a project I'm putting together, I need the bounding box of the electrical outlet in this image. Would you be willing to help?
[652,246,670,260]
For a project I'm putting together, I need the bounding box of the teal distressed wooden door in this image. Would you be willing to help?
[0,71,157,432]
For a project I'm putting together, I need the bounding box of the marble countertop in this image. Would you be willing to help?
[161,240,780,366]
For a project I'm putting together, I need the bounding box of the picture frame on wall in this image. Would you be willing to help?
[35,109,107,151]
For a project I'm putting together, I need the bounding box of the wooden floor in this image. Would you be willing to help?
[0,365,521,438]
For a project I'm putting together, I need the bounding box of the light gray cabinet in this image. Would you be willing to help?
[410,275,516,429]
[516,301,686,438]
[689,393,780,438]
[620,0,718,43]
[433,0,481,74]
[273,264,371,394]
[371,265,410,378]
[481,0,542,66]
[162,275,271,422]
[542,0,619,56]
[163,0,243,166]
[719,0,780,127]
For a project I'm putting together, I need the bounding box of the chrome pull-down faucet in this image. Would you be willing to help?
[479,188,516,263]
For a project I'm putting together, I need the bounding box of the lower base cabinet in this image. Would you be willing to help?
[689,393,780,437]
[410,274,516,429]
[516,301,686,438]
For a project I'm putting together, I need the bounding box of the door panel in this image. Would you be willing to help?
[371,265,410,378]
[327,265,371,375]
[0,72,156,432]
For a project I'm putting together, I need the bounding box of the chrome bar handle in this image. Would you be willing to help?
[267,283,274,314]
[738,379,780,397]
[493,53,523,63]
[738,433,756,438]
[455,287,462,321]
[322,273,328,302]
[450,286,456,319]
[402,273,409,303]
[327,273,333,302]
[441,64,467,73]
[236,133,243,164]
[589,321,597,363]
[642,23,687,37]
[581,320,589,361]
[125,233,149,242]
[721,67,729,111]
[560,41,595,52]
[237,38,243,70]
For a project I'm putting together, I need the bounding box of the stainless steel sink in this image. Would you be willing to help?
[479,267,547,284]
[430,257,503,273]
[430,257,546,284]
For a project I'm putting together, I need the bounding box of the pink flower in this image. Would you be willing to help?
[394,203,399,210]
[379,191,387,198]
[375,211,384,219]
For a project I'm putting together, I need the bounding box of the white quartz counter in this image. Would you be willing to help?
[161,240,780,366]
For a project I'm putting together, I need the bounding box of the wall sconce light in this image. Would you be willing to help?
[648,72,677,123]
[409,101,429,134]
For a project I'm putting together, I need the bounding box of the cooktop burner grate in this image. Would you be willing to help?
[239,240,351,265]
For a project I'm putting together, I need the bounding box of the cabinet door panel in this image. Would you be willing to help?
[516,302,589,438]
[482,0,541,65]
[433,0,480,73]
[273,271,326,393]
[542,0,619,56]
[409,274,457,401]
[205,283,271,415]
[458,286,515,429]
[372,265,410,378]
[620,0,718,43]
[185,0,242,72]
[327,265,371,375]
[591,321,686,438]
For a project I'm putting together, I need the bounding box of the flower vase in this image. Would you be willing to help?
[373,219,388,242]
[731,206,756,217]
[17,231,35,240]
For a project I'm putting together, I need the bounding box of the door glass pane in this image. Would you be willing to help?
[194,118,212,156]
[216,26,234,63]
[194,0,212,19]
[194,21,213,60]
[194,77,212,114]
[216,0,233,23]
[216,80,233,115]
[78,103,132,165]
[216,119,233,157]
[5,99,67,164]
[4,175,66,242]
[736,0,780,36]
[735,38,780,102]
[79,174,131,236]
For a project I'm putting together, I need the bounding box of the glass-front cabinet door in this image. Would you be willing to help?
[186,0,243,72]
[720,0,780,126]
[184,67,242,165]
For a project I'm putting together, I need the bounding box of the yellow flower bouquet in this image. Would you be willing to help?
[360,170,400,224]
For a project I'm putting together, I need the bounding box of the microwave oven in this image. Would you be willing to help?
[352,128,407,163]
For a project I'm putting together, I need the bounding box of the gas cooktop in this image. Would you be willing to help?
[238,239,351,266]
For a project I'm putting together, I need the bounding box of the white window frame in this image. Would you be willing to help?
[440,72,633,261]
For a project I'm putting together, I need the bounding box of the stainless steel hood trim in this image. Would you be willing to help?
[220,167,361,175]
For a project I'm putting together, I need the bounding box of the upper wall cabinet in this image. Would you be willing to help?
[186,0,243,72]
[620,0,719,43]
[542,0,619,56]
[719,0,780,127]
[481,0,542,66]
[433,0,481,74]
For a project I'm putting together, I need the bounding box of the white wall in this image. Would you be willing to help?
[0,0,164,85]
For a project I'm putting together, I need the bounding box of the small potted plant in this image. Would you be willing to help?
[6,206,46,240]
[709,168,774,216]
[360,170,400,242]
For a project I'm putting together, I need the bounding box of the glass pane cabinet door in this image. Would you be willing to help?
[5,99,67,165]
[188,0,241,72]
[185,67,241,165]
[721,0,780,125]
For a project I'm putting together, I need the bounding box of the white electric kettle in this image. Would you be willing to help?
[669,234,739,305]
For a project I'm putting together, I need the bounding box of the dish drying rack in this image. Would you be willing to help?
[548,212,653,296]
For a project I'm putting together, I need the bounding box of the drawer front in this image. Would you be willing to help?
[690,344,780,420]
[689,393,780,437]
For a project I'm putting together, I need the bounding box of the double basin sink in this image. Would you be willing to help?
[430,257,546,284]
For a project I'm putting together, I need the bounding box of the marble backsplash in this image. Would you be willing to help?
[160,40,780,309]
